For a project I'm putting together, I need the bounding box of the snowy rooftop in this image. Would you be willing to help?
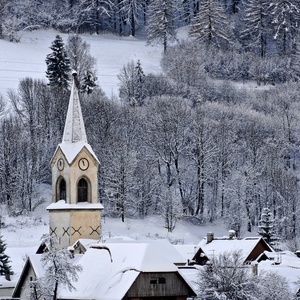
[59,242,186,299]
[258,251,300,293]
[195,237,273,262]
[55,141,99,164]
[47,200,103,210]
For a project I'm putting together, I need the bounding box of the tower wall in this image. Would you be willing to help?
[49,208,102,249]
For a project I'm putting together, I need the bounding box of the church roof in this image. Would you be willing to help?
[57,140,99,165]
[62,72,87,143]
[52,71,99,164]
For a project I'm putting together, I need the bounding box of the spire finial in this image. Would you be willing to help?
[72,70,79,89]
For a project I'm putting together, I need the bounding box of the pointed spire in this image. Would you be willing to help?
[62,71,87,143]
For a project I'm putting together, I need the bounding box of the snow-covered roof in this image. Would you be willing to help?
[58,242,181,299]
[15,242,187,300]
[46,200,103,210]
[63,74,87,144]
[195,237,273,262]
[149,239,186,265]
[258,251,300,293]
[28,255,45,278]
[57,141,99,165]
[175,244,197,262]
[178,267,199,294]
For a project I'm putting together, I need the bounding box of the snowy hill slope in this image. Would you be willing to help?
[0,29,163,98]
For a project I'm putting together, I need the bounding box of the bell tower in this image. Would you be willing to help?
[47,72,103,249]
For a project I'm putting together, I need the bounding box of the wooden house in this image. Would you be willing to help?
[191,232,274,265]
[12,242,196,300]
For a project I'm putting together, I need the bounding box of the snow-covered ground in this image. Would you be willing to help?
[1,183,230,284]
[0,29,163,98]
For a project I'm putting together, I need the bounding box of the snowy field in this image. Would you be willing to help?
[0,29,164,98]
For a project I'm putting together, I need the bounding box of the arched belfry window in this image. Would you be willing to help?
[78,178,88,202]
[57,178,66,201]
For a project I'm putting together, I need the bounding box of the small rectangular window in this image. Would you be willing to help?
[150,277,158,284]
[158,277,166,284]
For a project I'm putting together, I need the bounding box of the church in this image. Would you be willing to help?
[47,71,103,249]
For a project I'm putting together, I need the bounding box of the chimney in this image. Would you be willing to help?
[5,270,11,281]
[228,230,236,239]
[207,232,214,244]
[252,263,258,276]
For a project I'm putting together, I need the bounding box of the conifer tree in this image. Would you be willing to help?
[189,0,232,49]
[81,71,98,94]
[258,207,278,246]
[118,60,146,107]
[240,0,269,57]
[119,0,143,36]
[146,0,177,52]
[269,0,300,56]
[45,35,71,91]
[0,234,12,277]
[133,60,146,105]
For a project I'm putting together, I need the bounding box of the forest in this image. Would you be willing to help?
[1,0,300,248]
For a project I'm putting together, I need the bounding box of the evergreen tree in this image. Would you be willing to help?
[118,60,146,106]
[146,0,177,52]
[0,234,12,277]
[45,35,71,91]
[269,0,300,56]
[258,207,279,246]
[240,0,269,57]
[133,60,146,105]
[189,0,232,49]
[81,71,98,94]
[119,0,143,36]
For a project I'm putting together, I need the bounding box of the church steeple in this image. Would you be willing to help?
[48,71,103,249]
[62,71,87,144]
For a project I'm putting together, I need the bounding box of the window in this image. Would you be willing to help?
[59,179,66,200]
[78,178,88,202]
[158,277,166,284]
[150,277,157,284]
[150,277,166,284]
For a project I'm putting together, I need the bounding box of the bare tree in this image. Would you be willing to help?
[40,234,82,300]
[66,35,97,93]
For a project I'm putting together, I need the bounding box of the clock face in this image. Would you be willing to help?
[57,158,64,171]
[78,158,89,170]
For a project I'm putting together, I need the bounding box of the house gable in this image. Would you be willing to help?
[126,272,196,299]
[192,236,274,265]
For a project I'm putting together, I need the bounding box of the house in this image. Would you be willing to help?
[12,242,197,300]
[257,250,300,294]
[191,232,274,265]
[0,276,15,299]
